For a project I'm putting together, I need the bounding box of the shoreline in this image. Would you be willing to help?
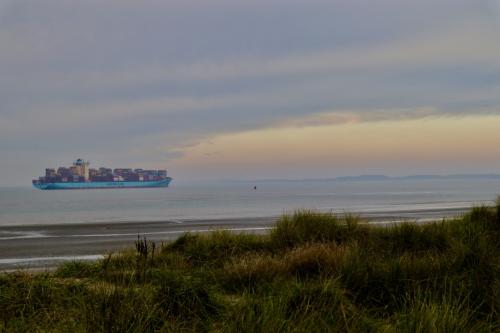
[0,203,476,228]
[0,206,472,271]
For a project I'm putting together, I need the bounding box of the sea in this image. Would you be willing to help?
[1,178,499,226]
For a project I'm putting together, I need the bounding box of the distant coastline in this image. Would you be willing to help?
[227,174,500,183]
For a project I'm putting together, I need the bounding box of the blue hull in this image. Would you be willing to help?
[33,178,171,190]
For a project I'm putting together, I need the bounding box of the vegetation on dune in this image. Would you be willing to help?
[1,202,500,332]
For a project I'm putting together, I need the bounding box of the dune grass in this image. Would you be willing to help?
[1,204,500,332]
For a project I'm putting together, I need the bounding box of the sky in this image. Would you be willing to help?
[1,0,500,185]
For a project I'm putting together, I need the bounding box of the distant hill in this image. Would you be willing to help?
[233,174,500,183]
[335,174,500,181]
[334,175,390,181]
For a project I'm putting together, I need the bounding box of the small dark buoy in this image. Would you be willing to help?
[254,186,257,190]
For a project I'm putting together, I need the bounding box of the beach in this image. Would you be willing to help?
[0,206,470,270]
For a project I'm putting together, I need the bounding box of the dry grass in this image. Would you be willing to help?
[2,205,500,332]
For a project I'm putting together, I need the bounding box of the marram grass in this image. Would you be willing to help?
[1,206,500,332]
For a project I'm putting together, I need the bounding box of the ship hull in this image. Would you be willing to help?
[33,178,172,190]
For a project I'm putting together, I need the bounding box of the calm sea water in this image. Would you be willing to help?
[0,179,499,226]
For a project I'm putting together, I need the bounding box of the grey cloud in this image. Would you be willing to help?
[1,0,500,184]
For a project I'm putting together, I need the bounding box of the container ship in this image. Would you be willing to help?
[32,159,172,190]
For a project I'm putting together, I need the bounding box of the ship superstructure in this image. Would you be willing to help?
[32,159,172,190]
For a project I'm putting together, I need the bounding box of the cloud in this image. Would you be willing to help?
[168,114,500,180]
[276,107,440,128]
[5,16,499,99]
[1,0,500,184]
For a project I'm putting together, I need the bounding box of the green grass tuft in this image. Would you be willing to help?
[55,260,101,278]
[270,210,366,247]
[166,230,270,265]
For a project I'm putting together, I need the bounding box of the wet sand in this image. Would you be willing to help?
[0,207,470,271]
